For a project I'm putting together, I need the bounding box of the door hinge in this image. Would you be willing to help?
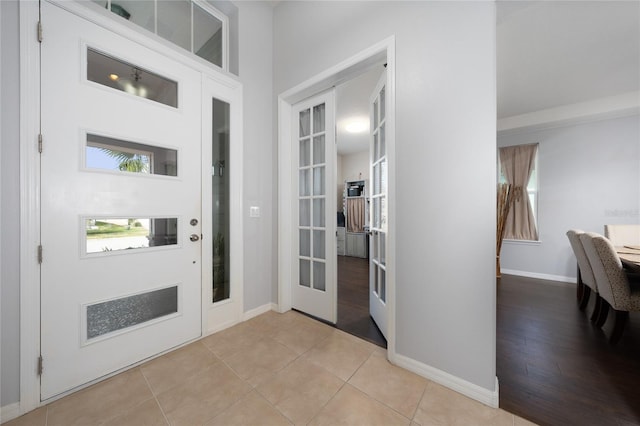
[37,20,43,43]
[38,134,43,153]
[37,355,43,376]
[37,245,43,264]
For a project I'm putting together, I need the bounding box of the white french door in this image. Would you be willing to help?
[291,91,337,323]
[369,71,388,338]
[40,1,202,399]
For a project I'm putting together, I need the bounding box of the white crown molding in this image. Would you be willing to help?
[498,91,640,134]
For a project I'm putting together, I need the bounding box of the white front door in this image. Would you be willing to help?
[369,71,388,338]
[291,91,337,323]
[40,2,202,399]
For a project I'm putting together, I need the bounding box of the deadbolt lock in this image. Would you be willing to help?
[190,218,198,226]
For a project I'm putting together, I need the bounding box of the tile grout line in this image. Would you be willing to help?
[139,367,171,426]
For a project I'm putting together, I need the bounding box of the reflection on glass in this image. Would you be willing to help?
[380,124,386,157]
[212,98,230,303]
[87,48,178,108]
[299,109,310,137]
[299,199,310,227]
[86,286,178,339]
[86,218,177,254]
[299,169,311,196]
[313,230,325,259]
[300,138,310,167]
[313,199,325,227]
[86,134,177,176]
[300,230,310,257]
[313,167,325,195]
[194,3,224,67]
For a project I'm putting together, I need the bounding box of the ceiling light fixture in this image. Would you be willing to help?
[109,73,119,81]
[345,120,368,134]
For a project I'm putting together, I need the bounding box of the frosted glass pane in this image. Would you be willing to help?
[194,3,223,67]
[313,167,325,195]
[299,259,310,287]
[313,261,326,291]
[313,135,325,165]
[313,198,325,227]
[87,48,178,108]
[313,103,325,133]
[299,169,311,196]
[87,286,177,339]
[86,134,177,176]
[300,229,310,257]
[313,230,325,259]
[380,232,386,266]
[86,218,176,254]
[157,0,191,51]
[380,268,386,302]
[300,138,311,167]
[380,124,386,157]
[300,109,311,137]
[380,87,386,121]
[299,199,310,227]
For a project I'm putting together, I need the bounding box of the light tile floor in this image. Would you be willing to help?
[5,311,537,426]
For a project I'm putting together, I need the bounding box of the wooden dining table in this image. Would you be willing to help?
[616,246,640,273]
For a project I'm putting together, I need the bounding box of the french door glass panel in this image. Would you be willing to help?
[212,98,230,303]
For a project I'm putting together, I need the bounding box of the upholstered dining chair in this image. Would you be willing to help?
[581,232,640,344]
[604,224,640,247]
[566,230,598,315]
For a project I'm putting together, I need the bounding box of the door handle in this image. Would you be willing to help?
[190,234,200,242]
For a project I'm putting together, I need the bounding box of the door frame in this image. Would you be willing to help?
[19,0,243,414]
[277,36,396,358]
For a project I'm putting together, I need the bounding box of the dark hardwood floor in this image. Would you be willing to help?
[498,274,640,425]
[336,255,386,348]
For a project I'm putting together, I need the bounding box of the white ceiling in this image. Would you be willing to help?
[334,1,639,150]
[497,0,640,119]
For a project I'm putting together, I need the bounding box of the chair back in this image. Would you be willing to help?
[604,224,640,247]
[566,229,597,291]
[580,232,630,310]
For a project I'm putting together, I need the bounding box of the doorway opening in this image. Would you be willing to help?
[335,67,387,348]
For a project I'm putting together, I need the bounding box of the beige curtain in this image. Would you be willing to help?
[499,144,538,240]
[346,198,365,232]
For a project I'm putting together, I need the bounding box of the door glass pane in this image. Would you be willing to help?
[87,48,178,108]
[380,232,386,266]
[380,124,386,157]
[373,266,379,295]
[374,98,379,127]
[313,167,325,195]
[300,230,310,257]
[380,87,386,121]
[373,164,380,195]
[380,268,386,302]
[86,134,177,176]
[372,233,378,262]
[381,197,387,229]
[194,3,223,67]
[313,135,325,165]
[374,132,379,162]
[381,160,387,194]
[300,138,311,167]
[373,198,380,228]
[313,261,325,291]
[299,169,311,196]
[212,98,230,303]
[86,286,178,340]
[299,109,311,137]
[313,104,325,133]
[93,1,156,32]
[86,218,176,254]
[299,199,310,227]
[313,230,325,259]
[300,259,310,287]
[157,0,191,51]
[313,199,325,227]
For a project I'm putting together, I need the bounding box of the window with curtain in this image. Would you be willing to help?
[498,143,539,241]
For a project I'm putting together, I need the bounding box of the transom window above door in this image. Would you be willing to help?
[91,0,228,70]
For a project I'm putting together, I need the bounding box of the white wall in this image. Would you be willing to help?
[341,150,369,183]
[1,0,21,408]
[274,1,497,393]
[498,114,640,281]
[236,1,275,312]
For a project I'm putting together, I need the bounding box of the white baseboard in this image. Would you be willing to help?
[1,402,21,424]
[501,269,575,286]
[391,353,499,408]
[242,302,277,321]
